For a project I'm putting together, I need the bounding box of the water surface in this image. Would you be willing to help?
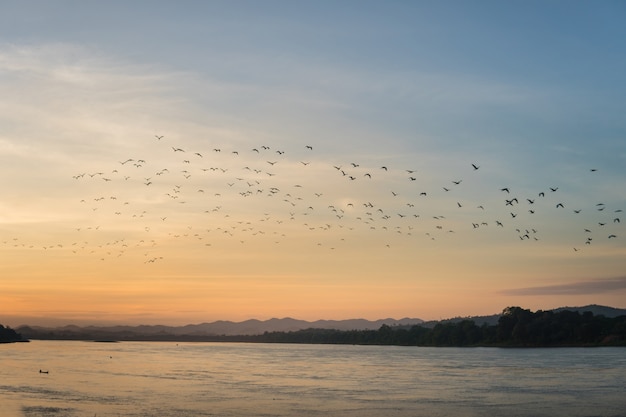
[1,341,624,416]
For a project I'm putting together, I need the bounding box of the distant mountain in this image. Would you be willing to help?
[15,305,625,341]
[414,305,626,329]
[551,304,626,318]
[17,317,424,339]
[172,317,424,335]
[419,314,501,329]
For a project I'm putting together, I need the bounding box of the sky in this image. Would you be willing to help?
[1,1,625,327]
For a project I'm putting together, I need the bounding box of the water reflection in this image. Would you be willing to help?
[1,341,624,417]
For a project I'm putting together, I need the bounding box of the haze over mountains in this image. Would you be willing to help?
[18,317,423,338]
[15,305,626,341]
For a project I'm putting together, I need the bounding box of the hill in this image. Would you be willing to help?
[16,317,423,341]
[418,304,626,329]
[14,305,626,342]
[551,304,626,317]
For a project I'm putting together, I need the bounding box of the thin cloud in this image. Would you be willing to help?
[501,277,626,296]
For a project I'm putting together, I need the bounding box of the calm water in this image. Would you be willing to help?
[1,341,625,417]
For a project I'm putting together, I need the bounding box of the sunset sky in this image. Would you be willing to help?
[1,1,625,327]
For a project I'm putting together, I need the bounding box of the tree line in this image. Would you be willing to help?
[247,307,626,347]
[0,324,25,343]
[8,307,626,346]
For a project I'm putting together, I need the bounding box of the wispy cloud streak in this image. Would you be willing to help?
[501,277,626,296]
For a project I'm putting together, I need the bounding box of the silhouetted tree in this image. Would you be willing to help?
[0,324,23,343]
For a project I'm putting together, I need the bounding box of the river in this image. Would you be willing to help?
[1,341,625,416]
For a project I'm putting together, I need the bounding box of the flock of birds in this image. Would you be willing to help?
[2,134,623,264]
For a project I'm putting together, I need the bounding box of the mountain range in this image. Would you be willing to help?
[15,305,626,341]
[17,317,424,339]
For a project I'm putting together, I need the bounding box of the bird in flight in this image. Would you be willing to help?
[471,163,480,170]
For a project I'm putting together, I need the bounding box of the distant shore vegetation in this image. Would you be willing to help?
[0,324,27,343]
[253,307,626,347]
[9,307,626,347]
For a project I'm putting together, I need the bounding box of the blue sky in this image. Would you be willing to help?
[0,1,624,325]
